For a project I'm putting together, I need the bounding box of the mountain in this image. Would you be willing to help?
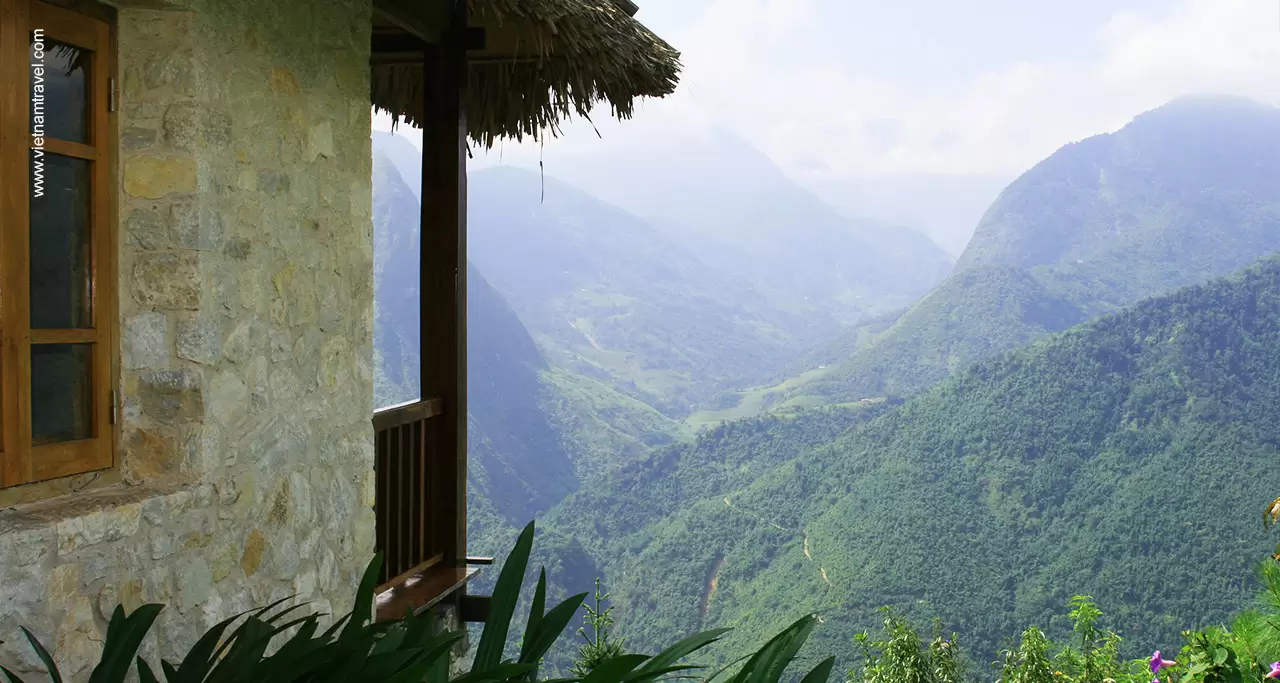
[371,149,679,541]
[546,255,1280,671]
[372,149,422,407]
[802,171,1011,256]
[467,165,810,416]
[958,96,1280,294]
[784,96,1280,405]
[797,265,1087,400]
[475,125,955,326]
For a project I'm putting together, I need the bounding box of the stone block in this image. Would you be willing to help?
[174,555,213,612]
[162,103,201,150]
[176,312,221,364]
[133,252,201,309]
[222,320,258,364]
[0,524,55,568]
[121,125,157,151]
[123,312,169,370]
[142,46,197,96]
[257,171,290,196]
[138,369,204,424]
[125,205,168,251]
[208,370,250,425]
[308,121,334,159]
[124,426,180,481]
[224,237,251,261]
[124,155,198,199]
[240,529,266,577]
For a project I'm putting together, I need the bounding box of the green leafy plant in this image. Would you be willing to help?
[850,609,967,683]
[1,521,837,683]
[571,579,626,678]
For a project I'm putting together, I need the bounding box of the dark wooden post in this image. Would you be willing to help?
[419,0,468,570]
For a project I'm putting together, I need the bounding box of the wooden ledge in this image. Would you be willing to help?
[374,565,481,622]
[372,397,445,431]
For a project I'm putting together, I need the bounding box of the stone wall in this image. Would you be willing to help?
[0,0,376,677]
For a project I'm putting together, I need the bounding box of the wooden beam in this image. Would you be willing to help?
[373,0,449,43]
[418,0,468,570]
[372,32,430,55]
[371,28,484,64]
[459,594,491,623]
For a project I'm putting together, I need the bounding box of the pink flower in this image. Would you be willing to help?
[1150,651,1176,674]
[1265,662,1280,679]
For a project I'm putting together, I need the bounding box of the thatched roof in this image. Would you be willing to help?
[372,0,681,148]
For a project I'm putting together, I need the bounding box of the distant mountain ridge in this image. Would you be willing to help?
[371,148,679,546]
[476,126,956,327]
[786,96,1280,404]
[466,165,814,416]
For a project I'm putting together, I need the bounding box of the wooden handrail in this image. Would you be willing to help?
[372,397,444,432]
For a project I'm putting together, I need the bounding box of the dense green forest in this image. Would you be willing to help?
[543,256,1280,673]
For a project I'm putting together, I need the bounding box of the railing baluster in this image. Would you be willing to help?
[372,398,446,593]
[397,422,407,578]
[375,427,389,585]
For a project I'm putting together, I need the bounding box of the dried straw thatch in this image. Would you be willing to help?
[372,0,681,148]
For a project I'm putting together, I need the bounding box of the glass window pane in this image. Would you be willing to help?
[30,152,91,329]
[30,37,88,143]
[32,344,94,445]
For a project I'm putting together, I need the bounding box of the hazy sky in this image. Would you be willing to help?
[376,0,1280,178]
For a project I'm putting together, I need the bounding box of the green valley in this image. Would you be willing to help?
[546,256,1280,672]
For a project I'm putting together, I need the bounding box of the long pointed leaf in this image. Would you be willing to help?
[519,570,549,666]
[474,522,537,672]
[452,662,538,683]
[744,616,817,683]
[637,629,732,676]
[89,604,164,683]
[582,655,651,683]
[340,553,384,646]
[625,664,704,683]
[1,666,28,683]
[135,658,160,683]
[520,593,589,667]
[727,616,815,683]
[20,627,62,683]
[797,657,836,683]
[702,651,755,683]
[175,609,255,681]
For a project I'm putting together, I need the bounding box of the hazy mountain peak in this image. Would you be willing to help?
[956,95,1280,276]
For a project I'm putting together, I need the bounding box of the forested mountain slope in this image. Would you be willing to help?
[791,96,1280,405]
[467,166,810,416]
[547,256,1280,671]
[533,126,954,326]
[372,151,679,545]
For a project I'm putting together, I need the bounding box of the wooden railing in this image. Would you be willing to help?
[372,397,449,591]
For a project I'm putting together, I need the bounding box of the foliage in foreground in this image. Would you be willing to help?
[847,562,1280,683]
[12,500,1280,683]
[1,522,833,683]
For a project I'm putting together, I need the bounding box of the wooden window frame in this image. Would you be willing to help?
[0,0,117,490]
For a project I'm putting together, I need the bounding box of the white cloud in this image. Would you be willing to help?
[380,0,1280,182]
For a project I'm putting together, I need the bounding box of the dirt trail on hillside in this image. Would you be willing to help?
[700,554,726,619]
[719,498,833,592]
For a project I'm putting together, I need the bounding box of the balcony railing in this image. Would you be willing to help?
[372,398,490,621]
[373,397,450,590]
